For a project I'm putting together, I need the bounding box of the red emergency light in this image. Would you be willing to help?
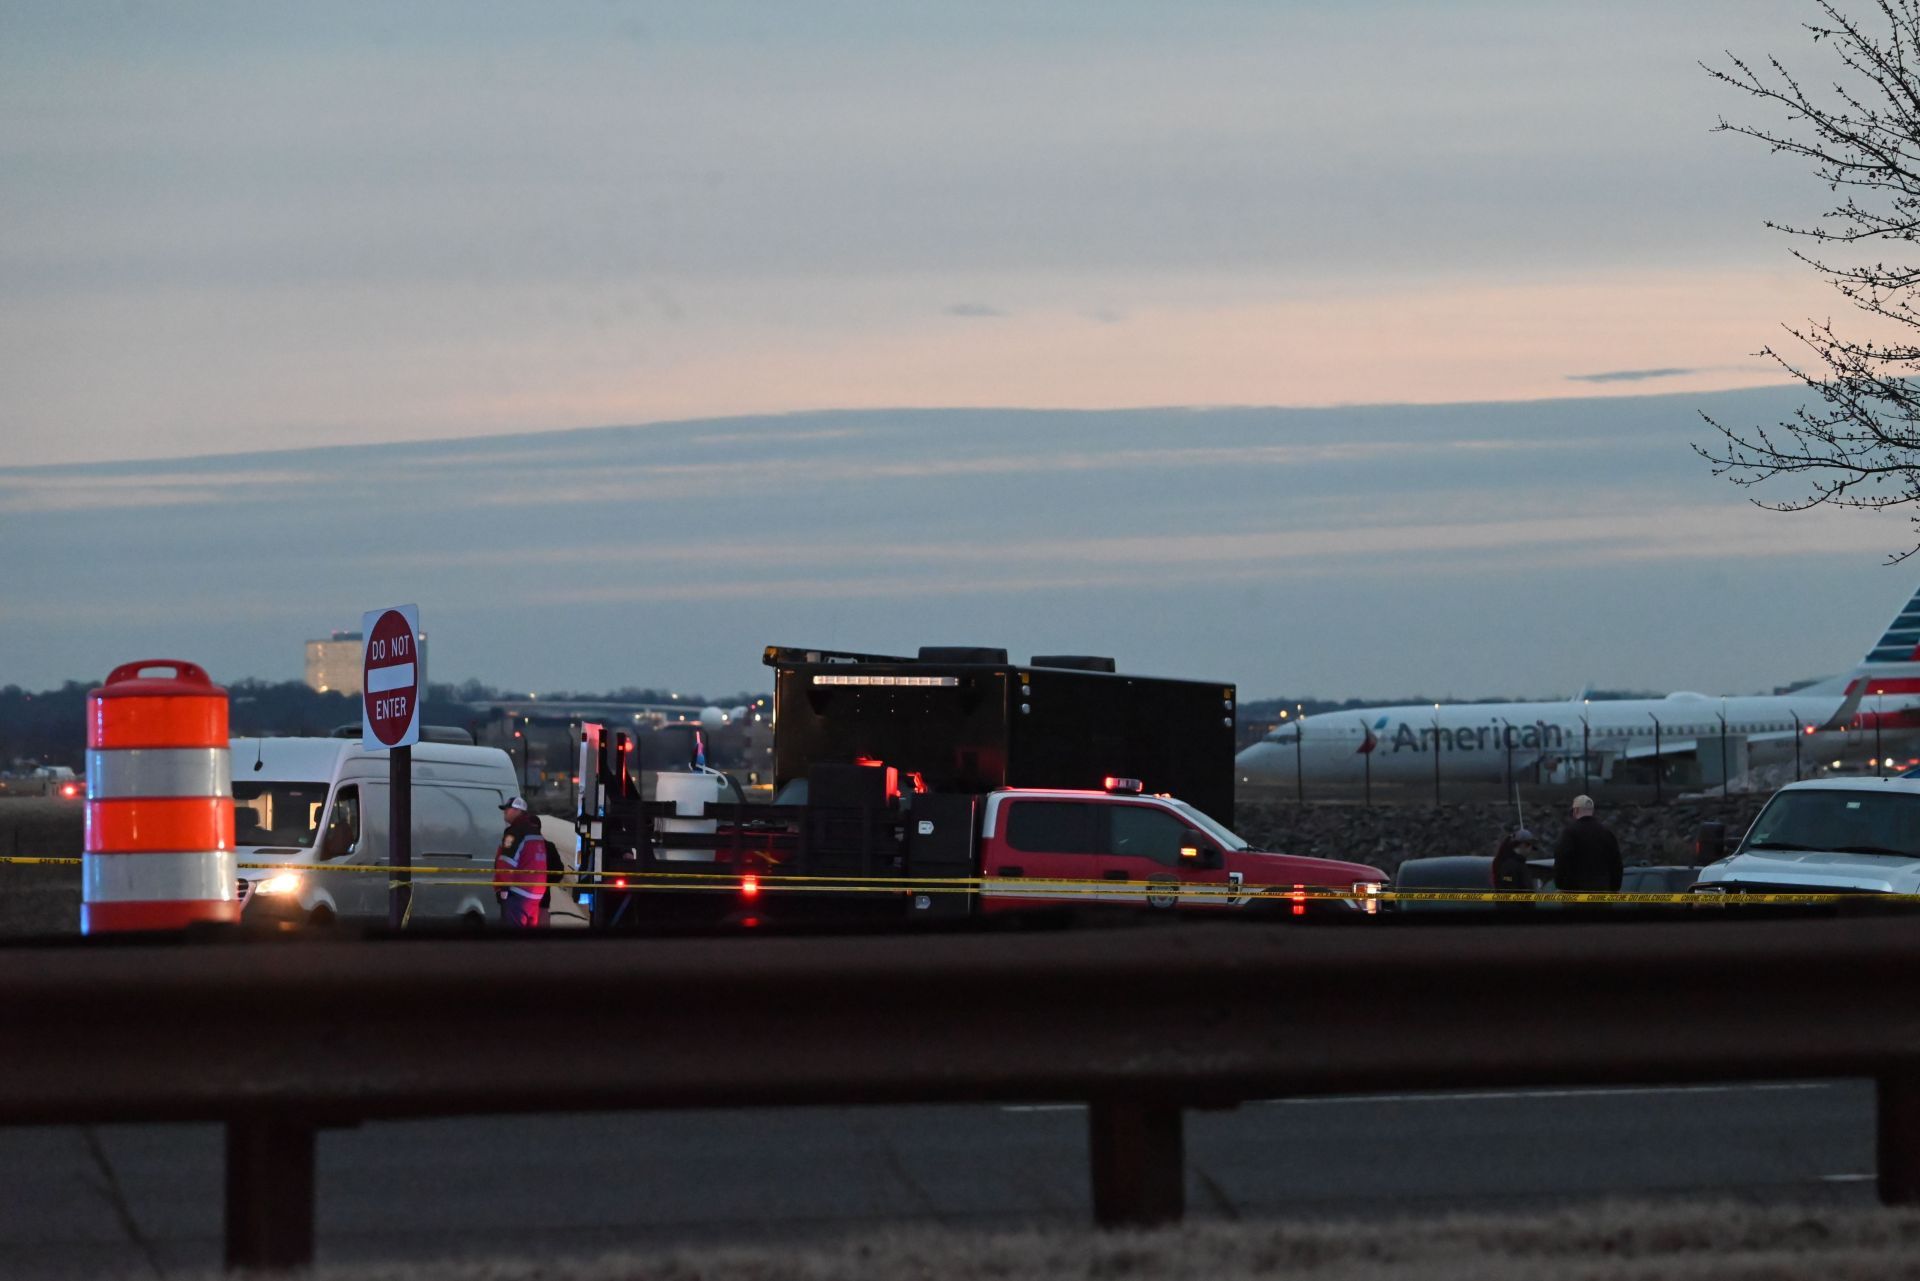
[853,756,901,800]
[741,874,760,899]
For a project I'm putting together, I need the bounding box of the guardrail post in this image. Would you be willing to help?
[1879,1072,1920,1204]
[1088,1097,1184,1227]
[226,1116,317,1271]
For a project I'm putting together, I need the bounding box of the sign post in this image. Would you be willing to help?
[362,605,421,930]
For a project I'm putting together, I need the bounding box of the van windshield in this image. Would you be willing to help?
[232,781,330,848]
[1742,788,1920,859]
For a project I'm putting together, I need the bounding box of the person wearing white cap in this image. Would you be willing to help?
[492,795,551,928]
[1553,794,1622,893]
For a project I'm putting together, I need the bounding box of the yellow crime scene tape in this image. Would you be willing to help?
[11,854,1920,907]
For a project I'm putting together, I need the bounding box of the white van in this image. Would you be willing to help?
[230,736,569,927]
[1694,776,1920,896]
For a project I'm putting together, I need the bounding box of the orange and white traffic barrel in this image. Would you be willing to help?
[83,660,238,934]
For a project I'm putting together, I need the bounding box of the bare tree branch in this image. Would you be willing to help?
[1700,0,1920,561]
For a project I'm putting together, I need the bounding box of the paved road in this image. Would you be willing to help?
[0,1079,1878,1277]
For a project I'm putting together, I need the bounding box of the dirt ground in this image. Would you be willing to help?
[0,797,82,938]
[111,1200,1920,1281]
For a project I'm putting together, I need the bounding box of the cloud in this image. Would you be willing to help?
[378,498,1887,608]
[0,468,315,513]
[1565,367,1698,384]
[467,435,1613,509]
[944,302,1007,318]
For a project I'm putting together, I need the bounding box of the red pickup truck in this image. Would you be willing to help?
[580,759,1384,928]
[970,783,1383,916]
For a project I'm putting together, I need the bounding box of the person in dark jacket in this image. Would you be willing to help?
[1553,795,1623,892]
[1491,827,1538,892]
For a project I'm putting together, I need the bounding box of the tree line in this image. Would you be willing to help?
[0,678,763,772]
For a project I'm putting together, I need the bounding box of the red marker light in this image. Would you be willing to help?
[1291,885,1307,917]
[741,874,760,899]
[613,877,628,888]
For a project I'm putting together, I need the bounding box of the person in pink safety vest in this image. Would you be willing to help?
[493,796,550,928]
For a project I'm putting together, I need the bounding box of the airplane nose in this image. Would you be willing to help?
[1235,739,1286,783]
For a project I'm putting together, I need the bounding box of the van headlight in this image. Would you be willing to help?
[255,872,303,897]
[1354,881,1382,915]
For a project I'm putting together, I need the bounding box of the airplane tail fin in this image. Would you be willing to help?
[1827,583,1920,729]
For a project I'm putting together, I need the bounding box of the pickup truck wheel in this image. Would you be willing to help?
[307,905,335,928]
[461,909,487,930]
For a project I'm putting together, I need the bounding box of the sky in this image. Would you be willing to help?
[2,0,1914,699]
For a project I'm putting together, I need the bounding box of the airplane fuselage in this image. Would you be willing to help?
[1238,691,1918,789]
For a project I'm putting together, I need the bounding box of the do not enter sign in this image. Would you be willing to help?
[362,604,422,750]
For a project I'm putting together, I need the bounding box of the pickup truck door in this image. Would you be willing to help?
[1097,803,1236,911]
[979,798,1111,913]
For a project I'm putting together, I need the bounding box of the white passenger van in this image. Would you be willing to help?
[1694,776,1920,897]
[230,734,557,926]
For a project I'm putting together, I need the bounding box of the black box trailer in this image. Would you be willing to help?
[762,645,1238,823]
[572,644,1239,931]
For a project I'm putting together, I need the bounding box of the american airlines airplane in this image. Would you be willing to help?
[1236,584,1920,793]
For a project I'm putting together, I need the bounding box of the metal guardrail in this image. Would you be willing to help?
[7,916,1920,1269]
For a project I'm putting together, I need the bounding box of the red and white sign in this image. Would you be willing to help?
[362,604,422,750]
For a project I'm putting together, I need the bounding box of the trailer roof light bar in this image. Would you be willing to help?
[812,675,960,687]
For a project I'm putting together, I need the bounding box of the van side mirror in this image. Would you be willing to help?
[1694,821,1726,865]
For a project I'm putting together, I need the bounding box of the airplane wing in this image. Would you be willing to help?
[1822,682,1865,733]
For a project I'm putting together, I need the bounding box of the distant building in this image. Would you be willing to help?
[305,631,363,695]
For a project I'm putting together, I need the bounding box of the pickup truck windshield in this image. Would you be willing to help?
[1742,789,1920,860]
[1163,799,1250,851]
[232,781,330,848]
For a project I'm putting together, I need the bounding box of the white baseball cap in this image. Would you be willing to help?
[499,795,530,813]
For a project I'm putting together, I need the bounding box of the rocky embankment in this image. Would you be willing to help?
[0,798,83,938]
[1233,795,1771,875]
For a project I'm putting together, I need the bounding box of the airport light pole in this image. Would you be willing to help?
[1293,706,1304,804]
[1361,717,1372,808]
[1581,700,1591,795]
[1717,706,1729,795]
[1649,713,1662,806]
[1494,715,1514,804]
[1432,705,1443,807]
[1876,693,1885,777]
